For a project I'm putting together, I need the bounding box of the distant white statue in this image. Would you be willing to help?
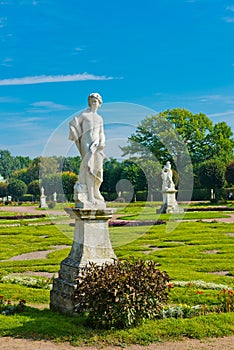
[157,161,183,214]
[69,93,106,208]
[41,186,45,196]
[161,161,175,191]
[39,186,47,208]
[53,192,57,202]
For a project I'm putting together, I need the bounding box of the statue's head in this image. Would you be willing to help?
[88,92,103,107]
[165,161,171,169]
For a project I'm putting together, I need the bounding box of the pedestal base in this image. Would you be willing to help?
[157,190,184,214]
[50,208,116,315]
[39,195,48,208]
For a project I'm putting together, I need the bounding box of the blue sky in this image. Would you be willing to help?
[1,0,234,159]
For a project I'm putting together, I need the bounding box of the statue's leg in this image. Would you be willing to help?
[94,186,104,200]
[86,174,95,203]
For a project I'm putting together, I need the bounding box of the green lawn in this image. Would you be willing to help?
[0,204,234,347]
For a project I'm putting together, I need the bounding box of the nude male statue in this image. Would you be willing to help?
[69,93,105,208]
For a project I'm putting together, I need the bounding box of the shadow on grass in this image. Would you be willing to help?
[2,306,234,347]
[1,306,98,344]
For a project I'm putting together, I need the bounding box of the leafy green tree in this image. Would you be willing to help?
[39,157,60,177]
[121,161,140,191]
[11,168,30,184]
[8,180,27,201]
[14,156,31,169]
[27,180,41,199]
[101,158,123,195]
[122,108,234,176]
[198,160,226,199]
[0,150,15,179]
[26,157,41,182]
[225,160,234,185]
[58,156,81,174]
[41,173,63,196]
[62,172,78,200]
[0,182,8,198]
[0,150,32,180]
[207,122,234,164]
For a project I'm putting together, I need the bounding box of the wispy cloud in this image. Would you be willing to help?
[0,96,20,103]
[208,110,234,118]
[226,5,234,11]
[199,94,234,104]
[0,17,7,28]
[1,57,13,67]
[30,101,71,111]
[0,73,116,86]
[223,17,234,23]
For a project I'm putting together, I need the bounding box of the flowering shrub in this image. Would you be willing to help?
[1,275,53,290]
[109,220,166,227]
[217,289,234,312]
[0,214,46,220]
[0,295,26,315]
[159,304,207,319]
[171,280,232,291]
[73,258,170,329]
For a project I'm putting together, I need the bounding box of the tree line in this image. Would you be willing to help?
[0,108,234,202]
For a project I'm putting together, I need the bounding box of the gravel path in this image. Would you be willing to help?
[1,335,234,350]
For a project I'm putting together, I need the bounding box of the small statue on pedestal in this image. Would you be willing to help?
[39,186,48,208]
[157,161,183,214]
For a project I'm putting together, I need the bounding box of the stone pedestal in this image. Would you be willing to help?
[39,194,48,208]
[157,189,184,214]
[50,208,116,315]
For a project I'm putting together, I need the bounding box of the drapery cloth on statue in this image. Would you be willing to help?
[69,116,104,189]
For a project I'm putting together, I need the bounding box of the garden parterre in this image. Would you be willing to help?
[0,204,234,346]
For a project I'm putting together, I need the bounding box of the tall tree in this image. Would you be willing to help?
[122,108,234,173]
[101,158,123,195]
[60,156,81,174]
[0,150,15,179]
[62,172,78,200]
[198,159,226,199]
[8,179,27,201]
[225,160,234,185]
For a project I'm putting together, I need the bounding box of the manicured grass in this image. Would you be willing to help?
[0,308,233,346]
[0,203,234,346]
[114,204,232,221]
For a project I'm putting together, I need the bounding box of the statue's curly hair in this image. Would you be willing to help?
[88,92,102,107]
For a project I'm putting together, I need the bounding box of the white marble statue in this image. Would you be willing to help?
[39,186,48,208]
[69,93,105,208]
[53,192,57,202]
[161,161,175,191]
[41,186,45,196]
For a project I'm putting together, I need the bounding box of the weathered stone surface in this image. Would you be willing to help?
[157,189,184,214]
[50,208,116,315]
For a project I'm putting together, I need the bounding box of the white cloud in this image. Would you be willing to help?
[0,96,19,103]
[1,57,13,67]
[0,17,7,28]
[199,94,234,104]
[208,110,234,118]
[0,73,116,86]
[30,101,70,111]
[222,17,234,23]
[226,6,234,11]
